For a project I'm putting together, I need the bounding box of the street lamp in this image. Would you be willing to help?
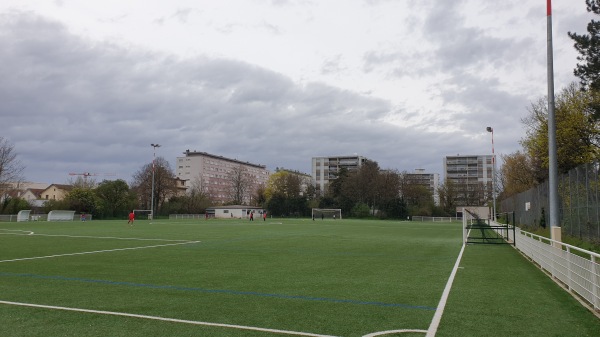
[486,127,497,221]
[150,143,161,221]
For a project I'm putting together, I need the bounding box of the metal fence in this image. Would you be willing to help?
[0,213,91,222]
[411,216,462,222]
[501,161,600,241]
[169,214,205,220]
[492,223,600,311]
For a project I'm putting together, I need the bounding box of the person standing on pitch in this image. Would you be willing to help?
[263,211,267,221]
[249,212,254,221]
[128,211,135,225]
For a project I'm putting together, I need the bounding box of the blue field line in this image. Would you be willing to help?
[0,271,436,311]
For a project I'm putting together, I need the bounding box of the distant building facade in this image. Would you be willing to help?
[404,169,440,205]
[39,184,72,201]
[311,155,369,196]
[443,154,494,207]
[176,150,270,205]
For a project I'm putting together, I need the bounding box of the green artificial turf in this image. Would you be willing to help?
[0,218,597,336]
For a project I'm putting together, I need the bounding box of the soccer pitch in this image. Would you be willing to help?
[0,218,598,336]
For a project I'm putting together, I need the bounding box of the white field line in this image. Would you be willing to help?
[0,300,339,337]
[0,230,191,242]
[425,243,467,337]
[0,241,200,263]
[362,329,427,336]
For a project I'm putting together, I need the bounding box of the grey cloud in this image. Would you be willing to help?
[1,10,490,184]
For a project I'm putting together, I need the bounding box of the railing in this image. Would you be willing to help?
[411,216,462,222]
[0,215,19,222]
[0,214,93,222]
[491,222,600,311]
[169,214,205,220]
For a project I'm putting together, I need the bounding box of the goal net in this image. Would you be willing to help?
[133,209,153,220]
[47,210,76,221]
[17,210,31,222]
[312,208,342,220]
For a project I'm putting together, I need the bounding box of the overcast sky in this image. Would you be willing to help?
[0,0,592,185]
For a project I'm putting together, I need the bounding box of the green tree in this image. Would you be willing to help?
[266,193,287,216]
[569,0,600,92]
[400,172,435,216]
[42,199,70,213]
[65,188,99,214]
[499,151,536,198]
[375,169,402,218]
[351,202,370,218]
[95,179,136,218]
[0,197,29,214]
[521,83,600,182]
[265,170,302,200]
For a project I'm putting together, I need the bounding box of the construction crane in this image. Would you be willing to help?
[68,172,117,185]
[69,172,97,178]
[68,172,117,178]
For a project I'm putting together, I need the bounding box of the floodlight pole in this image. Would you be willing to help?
[547,0,560,243]
[486,127,497,221]
[150,143,161,221]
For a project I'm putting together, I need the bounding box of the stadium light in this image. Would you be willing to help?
[150,143,161,221]
[486,127,497,221]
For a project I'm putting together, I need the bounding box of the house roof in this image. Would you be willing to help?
[42,184,73,191]
[207,205,263,210]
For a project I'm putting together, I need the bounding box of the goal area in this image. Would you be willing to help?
[133,209,153,220]
[312,208,342,220]
[47,210,76,221]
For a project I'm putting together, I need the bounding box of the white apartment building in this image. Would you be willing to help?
[311,155,368,196]
[443,154,494,207]
[176,150,270,205]
[404,169,440,205]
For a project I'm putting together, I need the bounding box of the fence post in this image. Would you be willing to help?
[593,255,599,310]
[566,246,572,291]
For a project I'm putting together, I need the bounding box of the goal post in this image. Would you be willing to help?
[133,209,153,220]
[312,208,342,220]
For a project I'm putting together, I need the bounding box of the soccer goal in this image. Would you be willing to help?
[47,210,76,221]
[133,209,153,220]
[312,208,342,220]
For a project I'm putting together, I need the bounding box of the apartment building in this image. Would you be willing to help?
[443,154,494,207]
[404,169,440,205]
[176,150,270,205]
[311,155,368,196]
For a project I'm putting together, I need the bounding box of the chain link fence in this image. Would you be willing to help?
[501,161,600,242]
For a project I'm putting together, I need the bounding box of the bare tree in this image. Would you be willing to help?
[186,174,212,212]
[131,156,177,213]
[0,137,25,198]
[227,164,252,205]
[67,176,97,189]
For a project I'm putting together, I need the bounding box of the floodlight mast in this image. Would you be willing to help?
[486,127,497,221]
[150,143,161,221]
[547,0,561,243]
